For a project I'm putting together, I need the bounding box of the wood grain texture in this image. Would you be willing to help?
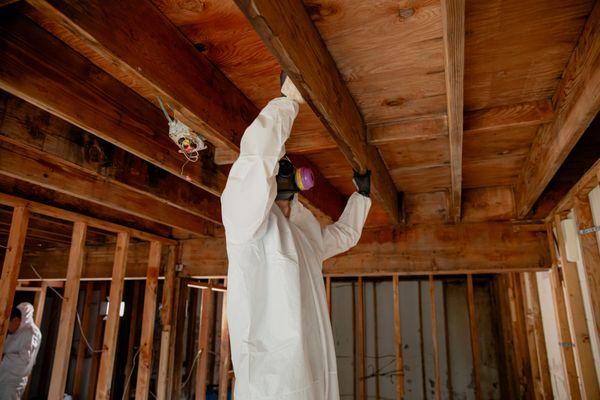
[196,284,216,399]
[464,100,554,133]
[157,247,176,399]
[515,2,600,217]
[368,114,448,145]
[0,14,225,197]
[135,241,162,400]
[545,225,582,399]
[0,142,217,235]
[466,275,481,400]
[218,289,231,400]
[465,0,594,111]
[0,94,223,225]
[573,196,600,340]
[441,0,465,222]
[554,214,600,399]
[0,206,29,356]
[356,276,365,400]
[48,221,87,399]
[234,0,401,224]
[392,275,405,398]
[27,0,256,152]
[95,232,130,400]
[429,275,441,400]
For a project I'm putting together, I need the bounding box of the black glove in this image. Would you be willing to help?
[353,170,371,197]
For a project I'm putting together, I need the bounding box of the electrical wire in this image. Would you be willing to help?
[180,349,203,389]
[121,348,141,400]
[29,264,102,354]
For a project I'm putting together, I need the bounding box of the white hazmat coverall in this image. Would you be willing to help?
[0,302,42,400]
[222,97,371,399]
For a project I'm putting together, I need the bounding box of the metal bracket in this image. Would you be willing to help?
[578,225,600,235]
[175,263,184,272]
[559,342,575,348]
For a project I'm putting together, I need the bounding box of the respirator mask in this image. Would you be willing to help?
[276,158,315,200]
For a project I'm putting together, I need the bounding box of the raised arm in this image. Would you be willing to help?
[321,192,372,261]
[221,97,299,244]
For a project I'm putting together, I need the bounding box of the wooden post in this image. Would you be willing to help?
[73,282,94,398]
[554,214,600,399]
[429,275,441,400]
[392,275,405,399]
[326,276,332,318]
[196,281,216,399]
[466,274,482,400]
[418,281,426,400]
[135,241,162,400]
[184,287,199,399]
[96,231,130,399]
[546,224,582,399]
[218,287,231,400]
[356,277,365,400]
[88,283,108,400]
[442,282,454,400]
[524,272,553,399]
[0,206,29,355]
[573,195,600,338]
[372,281,380,400]
[171,278,189,398]
[123,281,142,400]
[33,281,47,327]
[519,273,543,399]
[48,221,87,399]
[157,246,177,400]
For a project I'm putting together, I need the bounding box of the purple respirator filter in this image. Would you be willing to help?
[295,167,315,191]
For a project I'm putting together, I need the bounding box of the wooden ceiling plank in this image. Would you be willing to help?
[24,0,346,221]
[0,14,225,197]
[464,99,554,134]
[368,114,448,145]
[441,0,465,222]
[234,0,401,224]
[515,3,600,218]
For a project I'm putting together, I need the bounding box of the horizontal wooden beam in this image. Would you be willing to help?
[0,192,176,245]
[22,222,550,279]
[234,0,401,224]
[0,14,225,197]
[0,93,222,224]
[368,115,448,145]
[0,175,172,238]
[515,3,600,217]
[27,0,254,153]
[24,0,346,221]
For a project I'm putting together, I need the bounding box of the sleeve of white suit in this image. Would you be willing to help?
[321,192,371,261]
[221,98,299,244]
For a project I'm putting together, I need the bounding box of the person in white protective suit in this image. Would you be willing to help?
[0,302,42,400]
[221,74,372,400]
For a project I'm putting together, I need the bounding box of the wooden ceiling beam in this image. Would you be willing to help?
[24,0,347,221]
[20,222,550,279]
[441,0,465,222]
[234,0,401,224]
[0,143,216,237]
[515,3,600,218]
[0,93,222,226]
[0,14,225,197]
[0,175,173,238]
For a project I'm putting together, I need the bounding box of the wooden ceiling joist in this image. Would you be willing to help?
[0,191,176,244]
[0,94,222,225]
[24,0,347,221]
[0,142,216,236]
[234,0,401,224]
[441,0,465,222]
[0,14,226,197]
[515,2,600,218]
[0,175,173,238]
